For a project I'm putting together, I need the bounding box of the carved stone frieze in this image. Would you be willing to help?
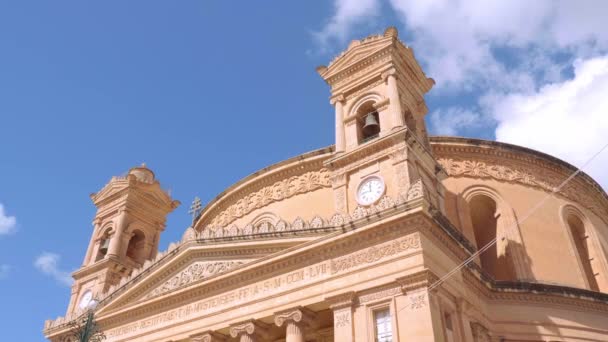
[436,153,608,224]
[143,261,243,300]
[207,169,331,227]
[470,322,491,342]
[330,233,420,274]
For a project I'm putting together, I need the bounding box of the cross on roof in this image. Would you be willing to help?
[188,197,202,224]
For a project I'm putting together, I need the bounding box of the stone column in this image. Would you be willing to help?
[107,209,128,258]
[331,94,346,153]
[395,270,445,342]
[325,292,357,342]
[82,220,101,265]
[382,69,404,129]
[274,306,317,342]
[190,331,227,342]
[229,320,270,342]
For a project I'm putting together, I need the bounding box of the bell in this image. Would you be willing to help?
[99,238,110,254]
[362,113,380,137]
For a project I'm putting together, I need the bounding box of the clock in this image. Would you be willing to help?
[78,290,93,310]
[356,175,385,206]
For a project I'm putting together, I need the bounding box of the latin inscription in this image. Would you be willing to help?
[106,263,329,340]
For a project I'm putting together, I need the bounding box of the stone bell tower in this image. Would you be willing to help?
[66,164,180,315]
[318,27,446,214]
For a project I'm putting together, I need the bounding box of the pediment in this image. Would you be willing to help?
[95,238,307,314]
[323,36,394,79]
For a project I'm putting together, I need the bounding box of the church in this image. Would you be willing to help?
[44,28,608,342]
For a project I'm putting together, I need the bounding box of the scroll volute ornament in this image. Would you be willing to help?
[229,320,270,340]
[274,306,317,329]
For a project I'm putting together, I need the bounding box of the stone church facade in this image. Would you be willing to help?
[44,28,608,341]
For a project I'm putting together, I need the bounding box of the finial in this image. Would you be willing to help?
[384,26,398,38]
[141,162,147,168]
[188,197,203,224]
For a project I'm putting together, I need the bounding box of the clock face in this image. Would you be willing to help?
[78,290,93,310]
[356,176,385,206]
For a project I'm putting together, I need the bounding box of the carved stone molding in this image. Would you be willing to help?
[325,291,357,310]
[229,320,270,340]
[330,233,420,274]
[205,169,331,227]
[433,140,608,224]
[396,269,440,294]
[274,306,317,329]
[470,322,491,342]
[143,261,243,301]
[190,331,227,342]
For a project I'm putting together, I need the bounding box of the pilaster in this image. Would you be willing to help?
[395,270,445,342]
[325,291,357,342]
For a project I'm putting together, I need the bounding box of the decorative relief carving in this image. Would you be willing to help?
[409,293,426,309]
[181,227,198,242]
[310,216,324,228]
[406,179,425,200]
[330,234,420,274]
[334,311,351,328]
[334,187,347,213]
[345,79,384,100]
[438,157,608,222]
[470,322,491,342]
[143,261,243,300]
[358,286,401,303]
[209,169,331,227]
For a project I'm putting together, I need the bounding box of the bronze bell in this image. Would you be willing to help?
[362,113,380,137]
[99,238,110,254]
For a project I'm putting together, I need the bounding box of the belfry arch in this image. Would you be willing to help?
[461,186,533,281]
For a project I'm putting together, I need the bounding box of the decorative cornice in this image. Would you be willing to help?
[196,149,333,229]
[431,137,608,225]
[396,269,440,294]
[325,291,357,310]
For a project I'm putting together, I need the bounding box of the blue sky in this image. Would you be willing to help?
[1,1,607,340]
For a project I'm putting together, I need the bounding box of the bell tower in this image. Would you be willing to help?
[318,27,446,214]
[66,164,180,315]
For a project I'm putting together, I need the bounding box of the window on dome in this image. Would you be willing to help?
[566,214,600,291]
[469,195,516,280]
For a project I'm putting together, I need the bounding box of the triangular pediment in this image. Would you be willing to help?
[322,35,394,79]
[95,238,309,314]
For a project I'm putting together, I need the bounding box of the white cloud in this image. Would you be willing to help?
[34,252,73,286]
[312,0,380,52]
[490,56,608,189]
[428,107,489,136]
[0,264,10,279]
[0,204,17,235]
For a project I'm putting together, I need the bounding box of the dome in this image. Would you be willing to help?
[128,163,155,183]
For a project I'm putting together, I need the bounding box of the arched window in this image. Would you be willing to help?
[468,194,516,280]
[126,230,146,264]
[356,101,380,143]
[564,210,601,291]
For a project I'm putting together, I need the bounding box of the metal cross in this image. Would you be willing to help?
[188,197,203,224]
